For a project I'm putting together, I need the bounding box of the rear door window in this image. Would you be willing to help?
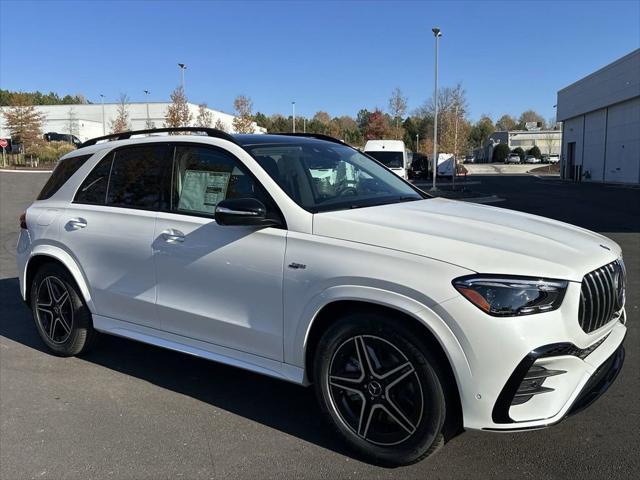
[37,154,92,200]
[106,145,173,210]
[74,153,114,205]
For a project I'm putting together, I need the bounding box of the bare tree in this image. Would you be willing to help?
[110,94,130,133]
[543,130,559,157]
[195,103,213,128]
[67,107,79,137]
[518,110,545,129]
[388,87,407,139]
[232,95,255,133]
[214,118,228,132]
[496,114,517,131]
[2,92,45,155]
[165,86,192,129]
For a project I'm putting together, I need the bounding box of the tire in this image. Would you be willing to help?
[313,312,446,466]
[30,262,97,356]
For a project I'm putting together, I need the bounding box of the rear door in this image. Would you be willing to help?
[61,143,172,328]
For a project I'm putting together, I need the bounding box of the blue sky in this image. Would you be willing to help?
[1,0,638,122]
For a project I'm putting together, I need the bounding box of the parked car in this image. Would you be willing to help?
[464,155,475,164]
[409,152,429,179]
[17,128,626,466]
[548,154,560,164]
[525,155,541,164]
[363,139,409,179]
[506,153,521,164]
[44,132,82,147]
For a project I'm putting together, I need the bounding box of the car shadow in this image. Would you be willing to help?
[0,277,368,464]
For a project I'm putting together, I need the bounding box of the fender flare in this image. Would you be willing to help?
[293,285,472,393]
[24,244,95,313]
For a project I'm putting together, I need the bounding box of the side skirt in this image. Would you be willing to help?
[92,314,306,385]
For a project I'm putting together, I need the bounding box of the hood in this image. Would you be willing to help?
[313,198,620,282]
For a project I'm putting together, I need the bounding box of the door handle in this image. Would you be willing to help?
[67,217,87,230]
[161,228,185,243]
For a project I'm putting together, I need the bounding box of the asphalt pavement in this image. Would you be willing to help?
[1,172,638,479]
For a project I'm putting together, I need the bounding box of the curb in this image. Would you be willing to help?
[0,169,52,173]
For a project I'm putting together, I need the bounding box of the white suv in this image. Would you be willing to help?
[17,128,626,466]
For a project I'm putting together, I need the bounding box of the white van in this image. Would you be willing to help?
[363,140,408,179]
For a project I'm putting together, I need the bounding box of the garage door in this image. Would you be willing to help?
[605,97,640,184]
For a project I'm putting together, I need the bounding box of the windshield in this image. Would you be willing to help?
[247,142,424,213]
[364,150,404,169]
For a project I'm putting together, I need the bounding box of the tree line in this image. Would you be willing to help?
[1,85,557,164]
[0,89,88,106]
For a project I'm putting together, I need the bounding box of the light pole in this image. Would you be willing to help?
[303,117,306,133]
[431,27,442,191]
[144,90,151,128]
[416,133,419,152]
[292,101,296,133]
[100,94,105,135]
[178,63,187,91]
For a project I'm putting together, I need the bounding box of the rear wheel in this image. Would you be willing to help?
[314,312,446,466]
[30,262,97,356]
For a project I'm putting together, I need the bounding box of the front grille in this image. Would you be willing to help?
[579,260,625,333]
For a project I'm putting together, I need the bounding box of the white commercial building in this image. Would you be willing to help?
[0,102,265,144]
[557,49,640,184]
[474,128,562,163]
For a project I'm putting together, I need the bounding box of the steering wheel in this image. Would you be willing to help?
[336,186,358,197]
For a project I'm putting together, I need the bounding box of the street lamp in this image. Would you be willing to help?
[100,94,105,135]
[178,63,187,90]
[292,101,296,133]
[144,90,151,128]
[431,27,442,191]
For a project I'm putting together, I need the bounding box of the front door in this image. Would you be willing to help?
[153,144,286,361]
[62,144,173,328]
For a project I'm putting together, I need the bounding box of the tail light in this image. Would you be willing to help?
[19,212,27,229]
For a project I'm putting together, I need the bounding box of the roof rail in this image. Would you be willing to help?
[273,132,345,145]
[78,127,238,148]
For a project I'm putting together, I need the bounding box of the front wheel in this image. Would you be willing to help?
[314,313,446,466]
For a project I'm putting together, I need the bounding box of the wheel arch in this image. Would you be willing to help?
[24,247,94,312]
[304,299,465,440]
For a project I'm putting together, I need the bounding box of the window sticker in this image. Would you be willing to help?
[178,170,231,213]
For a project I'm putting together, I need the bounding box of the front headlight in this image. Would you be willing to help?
[453,275,568,316]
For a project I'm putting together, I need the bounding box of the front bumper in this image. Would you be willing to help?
[433,279,627,431]
[485,336,625,431]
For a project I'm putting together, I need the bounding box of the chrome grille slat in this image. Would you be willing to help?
[604,264,616,322]
[579,260,624,333]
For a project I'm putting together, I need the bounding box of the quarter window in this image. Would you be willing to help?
[37,154,92,200]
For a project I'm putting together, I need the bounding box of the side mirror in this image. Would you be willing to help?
[214,198,280,227]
